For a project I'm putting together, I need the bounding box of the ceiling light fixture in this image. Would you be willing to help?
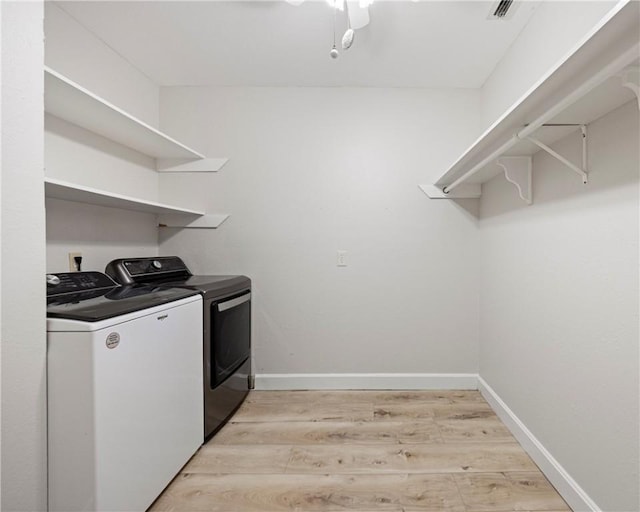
[330,0,339,59]
[341,0,354,50]
[285,0,371,57]
[325,0,373,10]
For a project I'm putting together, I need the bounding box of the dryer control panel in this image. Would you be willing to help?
[105,257,192,285]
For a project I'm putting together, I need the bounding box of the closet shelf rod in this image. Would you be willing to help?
[442,43,639,194]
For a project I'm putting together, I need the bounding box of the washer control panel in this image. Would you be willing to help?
[46,271,117,296]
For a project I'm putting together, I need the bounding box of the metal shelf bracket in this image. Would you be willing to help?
[621,66,639,109]
[523,125,588,184]
[496,156,532,204]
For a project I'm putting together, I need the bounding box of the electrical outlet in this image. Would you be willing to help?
[337,250,347,267]
[68,252,82,272]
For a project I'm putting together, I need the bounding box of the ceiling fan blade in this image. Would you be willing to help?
[341,28,354,49]
[347,1,370,29]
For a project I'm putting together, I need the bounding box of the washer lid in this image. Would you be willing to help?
[47,284,199,322]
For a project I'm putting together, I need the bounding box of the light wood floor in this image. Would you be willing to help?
[149,390,571,512]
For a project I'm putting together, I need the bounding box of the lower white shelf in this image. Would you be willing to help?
[44,178,229,228]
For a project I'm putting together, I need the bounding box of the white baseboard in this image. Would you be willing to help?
[477,376,601,512]
[254,373,478,391]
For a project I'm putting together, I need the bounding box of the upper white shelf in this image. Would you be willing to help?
[44,67,205,160]
[422,0,640,199]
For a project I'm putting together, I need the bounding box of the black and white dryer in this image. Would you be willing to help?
[105,256,251,440]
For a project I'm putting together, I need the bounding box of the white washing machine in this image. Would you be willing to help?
[47,271,204,512]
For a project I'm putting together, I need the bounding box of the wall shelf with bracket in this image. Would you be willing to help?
[44,67,228,172]
[45,178,229,229]
[420,1,639,204]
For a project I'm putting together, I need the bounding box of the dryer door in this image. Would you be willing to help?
[210,291,251,387]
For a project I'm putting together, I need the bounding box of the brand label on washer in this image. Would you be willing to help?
[106,332,120,349]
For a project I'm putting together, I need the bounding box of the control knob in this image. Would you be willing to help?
[46,274,61,286]
[152,260,163,270]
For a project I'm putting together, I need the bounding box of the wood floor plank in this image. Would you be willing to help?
[286,443,537,474]
[182,444,292,474]
[436,418,516,443]
[373,402,496,423]
[430,403,496,420]
[149,473,466,512]
[373,403,436,421]
[247,390,485,405]
[455,472,570,512]
[232,400,374,422]
[395,421,445,444]
[212,420,443,445]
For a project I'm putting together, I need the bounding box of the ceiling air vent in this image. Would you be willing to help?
[488,0,518,20]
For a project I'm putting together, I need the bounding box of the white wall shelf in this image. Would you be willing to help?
[421,1,640,204]
[44,68,230,228]
[44,67,228,171]
[45,178,228,228]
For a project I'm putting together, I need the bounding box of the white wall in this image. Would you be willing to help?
[44,4,162,273]
[44,115,159,201]
[481,0,618,129]
[46,199,159,273]
[0,2,47,510]
[159,87,481,377]
[479,101,639,511]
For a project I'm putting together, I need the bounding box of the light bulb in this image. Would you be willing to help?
[330,46,339,59]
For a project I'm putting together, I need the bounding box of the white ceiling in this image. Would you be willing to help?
[56,0,539,88]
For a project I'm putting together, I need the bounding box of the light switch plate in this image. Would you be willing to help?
[337,250,347,267]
